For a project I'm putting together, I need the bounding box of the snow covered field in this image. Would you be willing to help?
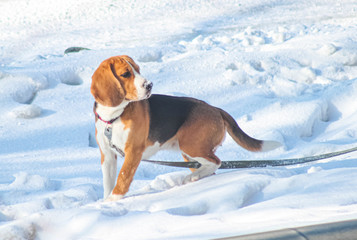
[1,0,357,239]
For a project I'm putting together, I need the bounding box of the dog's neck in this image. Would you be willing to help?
[95,100,129,124]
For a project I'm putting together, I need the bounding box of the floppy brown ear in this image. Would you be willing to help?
[121,55,140,73]
[91,59,125,106]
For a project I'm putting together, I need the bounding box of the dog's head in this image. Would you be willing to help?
[91,55,152,106]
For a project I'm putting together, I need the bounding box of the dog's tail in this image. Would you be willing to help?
[219,108,281,152]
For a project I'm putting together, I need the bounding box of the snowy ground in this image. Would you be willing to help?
[1,0,357,239]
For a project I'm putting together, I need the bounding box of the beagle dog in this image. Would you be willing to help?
[91,55,281,201]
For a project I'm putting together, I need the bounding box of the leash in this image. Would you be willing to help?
[142,145,357,169]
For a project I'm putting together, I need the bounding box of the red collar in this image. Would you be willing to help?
[95,112,120,124]
[94,101,121,125]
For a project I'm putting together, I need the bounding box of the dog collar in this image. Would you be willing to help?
[95,112,120,125]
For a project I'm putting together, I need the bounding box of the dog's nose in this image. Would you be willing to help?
[145,82,153,91]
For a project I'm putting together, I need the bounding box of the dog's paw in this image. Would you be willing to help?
[105,193,124,202]
[183,174,200,184]
[183,171,216,184]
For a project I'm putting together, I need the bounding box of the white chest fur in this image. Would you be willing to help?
[95,102,130,156]
[96,120,130,156]
[110,120,130,154]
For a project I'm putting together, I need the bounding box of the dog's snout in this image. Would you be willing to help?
[144,82,153,91]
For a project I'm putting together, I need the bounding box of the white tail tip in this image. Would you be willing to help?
[261,140,282,152]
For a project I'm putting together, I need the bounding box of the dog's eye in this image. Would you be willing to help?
[121,72,131,78]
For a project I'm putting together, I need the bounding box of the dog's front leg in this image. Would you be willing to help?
[106,148,143,201]
[101,150,117,199]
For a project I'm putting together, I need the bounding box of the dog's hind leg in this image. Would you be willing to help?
[181,153,221,184]
[177,105,225,184]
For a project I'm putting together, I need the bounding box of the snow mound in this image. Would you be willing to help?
[7,172,56,192]
[58,69,83,85]
[318,43,338,56]
[138,51,162,63]
[0,74,37,104]
[0,221,37,240]
[0,72,48,111]
[8,104,42,119]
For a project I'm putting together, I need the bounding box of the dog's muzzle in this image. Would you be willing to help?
[144,81,153,98]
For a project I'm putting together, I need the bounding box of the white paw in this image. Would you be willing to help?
[105,193,124,202]
[183,174,200,184]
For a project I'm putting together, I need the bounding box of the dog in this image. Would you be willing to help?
[91,55,281,201]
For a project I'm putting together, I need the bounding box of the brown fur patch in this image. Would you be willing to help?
[91,55,141,106]
[177,105,224,165]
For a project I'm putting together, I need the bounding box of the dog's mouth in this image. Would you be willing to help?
[144,90,152,99]
[135,88,152,101]
[131,81,152,101]
[145,92,151,99]
[144,81,153,99]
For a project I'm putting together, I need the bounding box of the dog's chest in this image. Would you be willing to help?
[111,120,130,152]
[96,119,130,155]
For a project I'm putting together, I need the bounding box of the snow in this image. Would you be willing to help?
[1,0,357,239]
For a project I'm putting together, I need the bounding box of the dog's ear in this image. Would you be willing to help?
[91,59,125,106]
[121,55,140,73]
